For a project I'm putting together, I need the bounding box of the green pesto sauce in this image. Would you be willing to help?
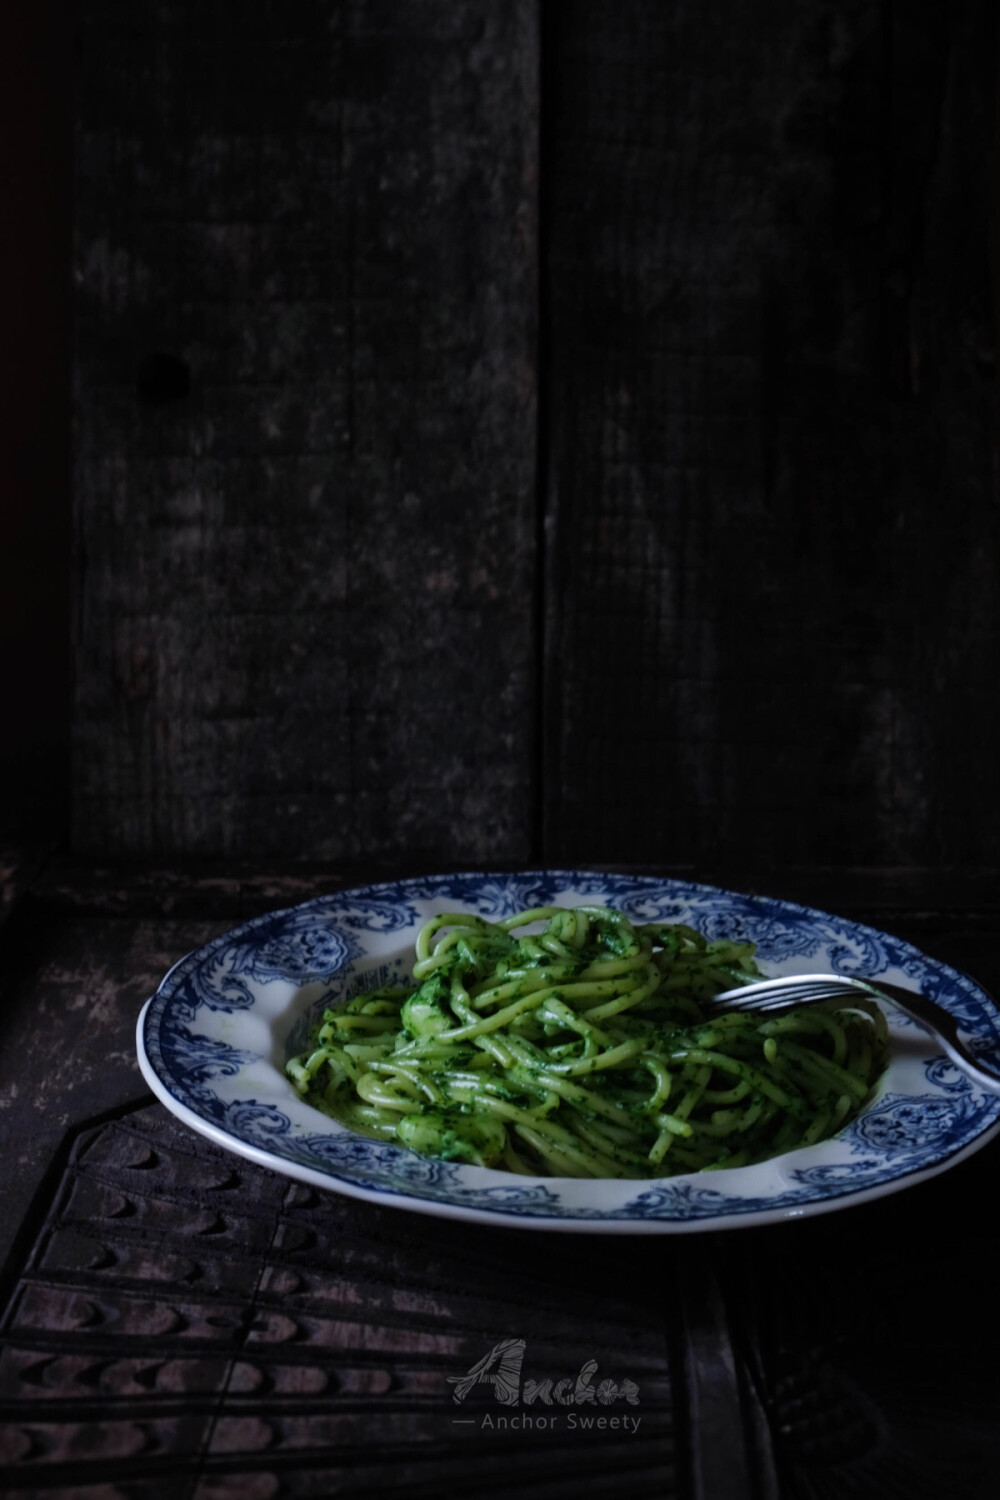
[288,905,887,1179]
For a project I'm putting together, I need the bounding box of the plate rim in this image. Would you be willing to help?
[136,868,1000,1234]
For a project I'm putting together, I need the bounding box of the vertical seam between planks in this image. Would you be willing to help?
[531,0,554,864]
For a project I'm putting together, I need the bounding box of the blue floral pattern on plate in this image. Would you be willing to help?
[136,871,1000,1233]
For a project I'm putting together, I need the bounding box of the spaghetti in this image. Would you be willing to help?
[286,905,887,1177]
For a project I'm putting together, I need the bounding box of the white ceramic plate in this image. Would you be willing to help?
[136,871,1000,1233]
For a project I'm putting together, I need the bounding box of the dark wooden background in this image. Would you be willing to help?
[3,0,998,876]
[2,12,1000,1494]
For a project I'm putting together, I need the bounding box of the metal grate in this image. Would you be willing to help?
[0,1103,679,1498]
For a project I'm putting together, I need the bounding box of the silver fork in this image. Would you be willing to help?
[707,972,1000,1093]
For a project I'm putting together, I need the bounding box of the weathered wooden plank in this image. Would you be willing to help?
[542,0,999,869]
[0,1,73,845]
[22,854,1000,933]
[0,912,226,1269]
[73,1,539,860]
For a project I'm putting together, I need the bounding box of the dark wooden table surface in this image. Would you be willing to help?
[1,855,998,1498]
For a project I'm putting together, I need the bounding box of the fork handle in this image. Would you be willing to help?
[859,978,1000,1093]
